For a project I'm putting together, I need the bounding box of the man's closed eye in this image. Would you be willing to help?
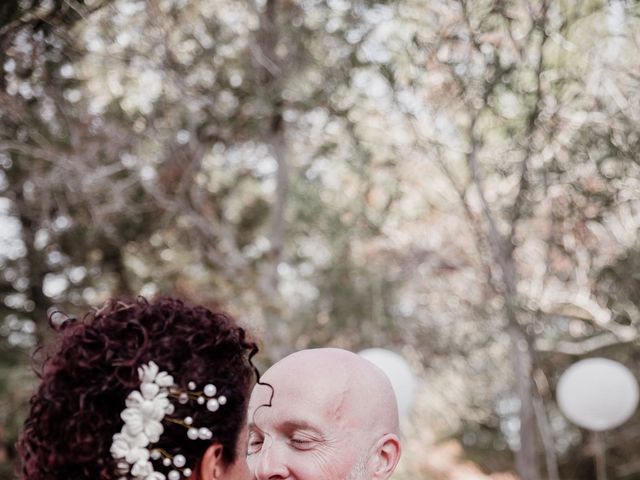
[247,434,264,455]
[289,434,320,450]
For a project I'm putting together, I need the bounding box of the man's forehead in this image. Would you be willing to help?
[247,349,385,428]
[248,373,354,429]
[248,389,332,434]
[249,376,343,410]
[253,357,349,400]
[261,348,357,384]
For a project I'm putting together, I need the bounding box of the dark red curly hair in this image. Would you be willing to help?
[18,297,258,480]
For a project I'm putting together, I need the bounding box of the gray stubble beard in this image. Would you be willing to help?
[346,454,368,480]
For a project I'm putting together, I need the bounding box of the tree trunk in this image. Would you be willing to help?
[508,324,540,480]
[466,136,541,480]
[502,258,540,480]
[256,0,288,293]
[16,190,51,343]
[253,0,291,361]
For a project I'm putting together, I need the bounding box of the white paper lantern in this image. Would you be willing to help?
[359,348,416,418]
[557,358,639,431]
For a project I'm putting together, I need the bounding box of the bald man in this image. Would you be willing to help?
[246,348,401,480]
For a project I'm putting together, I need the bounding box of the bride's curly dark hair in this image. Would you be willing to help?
[18,297,259,480]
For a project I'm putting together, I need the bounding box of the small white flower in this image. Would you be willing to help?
[111,431,149,459]
[121,408,144,436]
[125,445,149,465]
[139,362,160,383]
[110,433,131,459]
[141,382,160,400]
[131,458,153,477]
[139,399,157,417]
[129,432,150,448]
[155,371,174,387]
[146,472,166,480]
[126,391,145,408]
[152,396,171,419]
[145,420,164,443]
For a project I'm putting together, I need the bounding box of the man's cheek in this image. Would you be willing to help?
[246,453,259,476]
[302,447,348,479]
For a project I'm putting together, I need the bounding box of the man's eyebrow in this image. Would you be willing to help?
[247,421,263,432]
[248,419,323,433]
[280,420,324,434]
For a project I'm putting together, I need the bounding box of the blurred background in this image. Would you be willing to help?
[1,0,640,478]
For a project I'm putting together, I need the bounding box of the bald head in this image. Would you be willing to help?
[247,348,402,480]
[262,348,400,436]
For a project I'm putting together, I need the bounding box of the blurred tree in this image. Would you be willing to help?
[390,0,640,478]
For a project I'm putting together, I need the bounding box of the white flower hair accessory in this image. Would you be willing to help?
[110,361,228,480]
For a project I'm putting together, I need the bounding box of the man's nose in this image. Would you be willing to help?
[253,439,290,480]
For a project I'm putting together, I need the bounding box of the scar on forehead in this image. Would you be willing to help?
[325,370,353,422]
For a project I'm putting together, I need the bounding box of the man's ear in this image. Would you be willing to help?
[370,433,401,480]
[197,443,225,480]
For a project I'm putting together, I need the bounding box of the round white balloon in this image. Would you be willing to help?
[359,348,416,418]
[556,358,639,431]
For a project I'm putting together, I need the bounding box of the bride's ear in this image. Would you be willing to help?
[198,443,225,480]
